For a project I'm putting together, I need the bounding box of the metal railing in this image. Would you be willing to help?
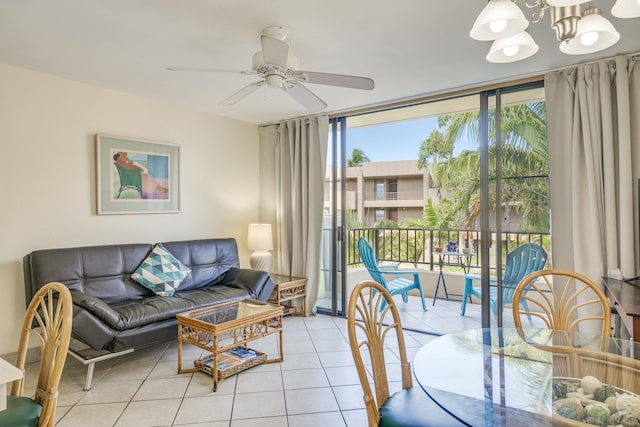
[346,227,550,273]
[365,191,423,201]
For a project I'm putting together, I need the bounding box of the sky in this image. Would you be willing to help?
[346,116,475,162]
[346,117,436,162]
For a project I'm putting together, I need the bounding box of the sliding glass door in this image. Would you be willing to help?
[318,83,549,328]
[317,118,347,315]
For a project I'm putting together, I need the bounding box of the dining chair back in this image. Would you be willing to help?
[0,282,72,427]
[347,280,465,426]
[461,243,548,318]
[512,269,611,337]
[357,237,427,311]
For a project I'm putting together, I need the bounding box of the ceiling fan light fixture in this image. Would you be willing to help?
[470,0,529,41]
[252,51,298,71]
[545,0,589,6]
[550,5,582,42]
[559,7,620,54]
[611,0,640,18]
[486,31,539,63]
[265,74,284,88]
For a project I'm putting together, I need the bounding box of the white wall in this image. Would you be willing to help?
[0,65,260,355]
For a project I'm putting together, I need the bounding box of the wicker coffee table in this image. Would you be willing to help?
[176,299,283,391]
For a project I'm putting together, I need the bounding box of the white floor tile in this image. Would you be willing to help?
[282,368,329,389]
[78,379,143,405]
[132,377,191,401]
[56,402,128,427]
[174,395,234,424]
[288,411,346,427]
[230,417,288,427]
[284,387,340,415]
[236,370,283,393]
[114,398,181,427]
[232,390,286,419]
[279,352,322,371]
[332,384,366,410]
[341,409,369,427]
[184,371,236,397]
[324,366,362,387]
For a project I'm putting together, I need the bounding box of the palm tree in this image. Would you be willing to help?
[347,148,371,166]
[418,102,548,232]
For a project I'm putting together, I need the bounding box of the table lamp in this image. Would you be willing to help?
[247,223,273,272]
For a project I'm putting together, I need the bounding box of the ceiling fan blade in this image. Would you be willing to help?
[295,71,375,90]
[284,83,327,112]
[167,66,254,75]
[221,81,264,105]
[261,36,289,68]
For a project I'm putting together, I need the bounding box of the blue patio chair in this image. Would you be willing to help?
[460,243,547,319]
[357,237,427,311]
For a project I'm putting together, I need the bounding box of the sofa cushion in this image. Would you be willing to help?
[161,239,240,291]
[131,244,191,296]
[24,244,154,304]
[107,287,250,330]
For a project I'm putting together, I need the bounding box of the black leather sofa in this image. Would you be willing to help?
[23,238,275,353]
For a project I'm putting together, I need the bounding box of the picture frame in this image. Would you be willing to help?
[96,134,180,214]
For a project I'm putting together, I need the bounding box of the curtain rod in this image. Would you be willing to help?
[545,50,640,73]
[259,51,640,126]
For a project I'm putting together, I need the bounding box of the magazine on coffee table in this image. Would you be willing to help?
[200,348,260,372]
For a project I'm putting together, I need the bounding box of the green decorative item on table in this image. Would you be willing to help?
[553,375,640,426]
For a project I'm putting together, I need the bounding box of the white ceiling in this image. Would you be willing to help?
[1,0,639,125]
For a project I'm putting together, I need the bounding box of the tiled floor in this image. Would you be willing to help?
[31,296,488,426]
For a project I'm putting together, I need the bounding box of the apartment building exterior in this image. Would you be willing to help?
[345,160,441,226]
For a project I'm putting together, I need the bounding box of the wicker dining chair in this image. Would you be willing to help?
[0,282,73,427]
[512,269,611,338]
[347,280,465,427]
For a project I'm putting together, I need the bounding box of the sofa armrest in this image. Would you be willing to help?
[71,291,123,330]
[219,269,276,301]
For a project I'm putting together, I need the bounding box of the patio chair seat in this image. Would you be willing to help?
[460,243,547,320]
[357,237,427,311]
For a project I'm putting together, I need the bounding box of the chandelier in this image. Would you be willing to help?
[470,0,640,63]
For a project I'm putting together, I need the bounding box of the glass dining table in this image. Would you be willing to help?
[413,328,640,426]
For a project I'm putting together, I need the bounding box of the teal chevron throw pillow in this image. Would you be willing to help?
[131,244,191,296]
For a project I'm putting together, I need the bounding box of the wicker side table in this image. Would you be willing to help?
[268,274,307,316]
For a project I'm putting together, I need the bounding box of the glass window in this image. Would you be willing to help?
[374,179,384,200]
[374,209,385,223]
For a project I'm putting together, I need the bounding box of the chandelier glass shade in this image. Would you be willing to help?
[487,31,540,62]
[470,0,634,63]
[611,0,640,18]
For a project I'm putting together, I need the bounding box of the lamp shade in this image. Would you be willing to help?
[486,31,539,63]
[612,0,640,18]
[247,223,273,251]
[559,8,620,55]
[470,0,529,41]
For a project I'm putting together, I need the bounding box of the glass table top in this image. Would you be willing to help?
[413,328,640,426]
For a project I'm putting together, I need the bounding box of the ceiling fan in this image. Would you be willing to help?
[167,26,375,112]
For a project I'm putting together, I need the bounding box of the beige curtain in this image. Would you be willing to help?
[545,56,640,284]
[263,115,328,315]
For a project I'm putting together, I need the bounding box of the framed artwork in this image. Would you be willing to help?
[96,134,180,214]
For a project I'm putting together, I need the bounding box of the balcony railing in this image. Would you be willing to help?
[346,227,550,274]
[365,191,423,201]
